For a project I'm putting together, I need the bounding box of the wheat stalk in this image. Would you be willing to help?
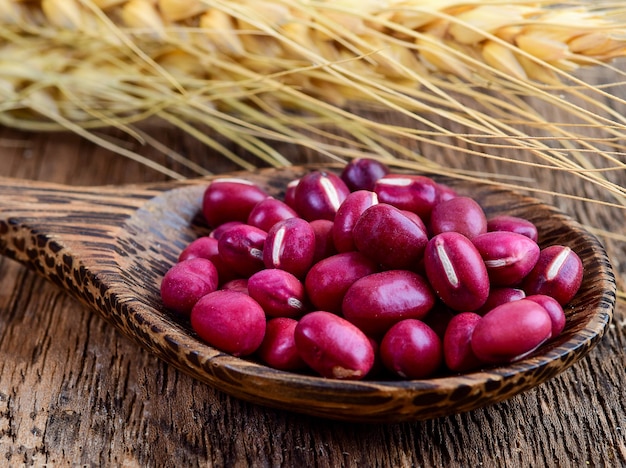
[0,0,625,206]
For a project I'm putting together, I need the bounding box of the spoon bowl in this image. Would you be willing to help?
[0,166,615,423]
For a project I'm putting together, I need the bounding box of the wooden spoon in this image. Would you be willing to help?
[0,166,616,423]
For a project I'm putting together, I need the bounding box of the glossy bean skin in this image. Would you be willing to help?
[248,269,306,318]
[443,312,483,372]
[471,299,552,363]
[247,196,299,232]
[342,270,435,336]
[218,224,267,277]
[294,311,375,380]
[476,287,526,316]
[424,232,490,312]
[221,278,249,294]
[522,245,583,305]
[310,219,337,264]
[293,171,350,221]
[380,319,443,379]
[430,196,487,239]
[374,174,439,219]
[487,215,538,242]
[525,294,567,338]
[160,258,219,316]
[257,318,307,371]
[178,236,238,284]
[190,290,266,357]
[472,231,540,286]
[305,252,378,313]
[210,221,244,240]
[353,203,428,270]
[340,158,389,191]
[263,217,316,278]
[202,178,268,227]
[333,190,378,253]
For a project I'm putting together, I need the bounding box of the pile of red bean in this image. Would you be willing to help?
[160,159,583,380]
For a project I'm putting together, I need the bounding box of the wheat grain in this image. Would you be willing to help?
[0,0,624,207]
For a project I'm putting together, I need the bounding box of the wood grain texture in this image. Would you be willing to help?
[0,67,624,465]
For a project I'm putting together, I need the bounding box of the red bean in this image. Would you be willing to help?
[522,245,583,305]
[487,215,538,242]
[353,203,428,270]
[333,190,378,253]
[178,236,238,283]
[160,258,219,316]
[305,252,378,313]
[257,318,307,371]
[476,287,526,316]
[293,170,350,221]
[340,158,390,191]
[221,278,249,294]
[294,311,375,380]
[525,294,567,338]
[202,178,268,227]
[248,269,306,318]
[263,217,316,278]
[471,299,552,363]
[430,196,487,239]
[374,174,438,219]
[310,219,337,264]
[472,231,540,286]
[380,319,442,379]
[247,196,298,232]
[210,221,244,240]
[218,224,267,277]
[190,290,266,356]
[342,270,435,336]
[424,232,490,312]
[443,312,483,372]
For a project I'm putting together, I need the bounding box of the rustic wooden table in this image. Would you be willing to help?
[0,66,624,466]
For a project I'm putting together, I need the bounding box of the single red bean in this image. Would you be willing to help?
[472,231,540,286]
[284,178,299,210]
[471,299,552,363]
[487,215,538,242]
[340,158,390,191]
[342,270,435,336]
[221,278,249,294]
[443,312,483,372]
[178,236,239,283]
[374,174,438,219]
[202,178,268,227]
[380,319,443,379]
[430,196,487,239]
[525,294,567,338]
[217,224,267,277]
[210,221,244,240]
[248,269,306,318]
[178,236,217,262]
[257,318,307,371]
[310,219,338,264]
[435,182,458,203]
[522,245,583,305]
[190,290,266,356]
[304,252,378,313]
[353,203,428,270]
[160,258,219,316]
[247,196,299,232]
[424,232,490,312]
[263,217,316,278]
[333,190,378,253]
[293,170,350,221]
[476,287,526,316]
[294,311,375,380]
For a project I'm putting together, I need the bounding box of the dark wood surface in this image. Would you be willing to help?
[0,68,624,466]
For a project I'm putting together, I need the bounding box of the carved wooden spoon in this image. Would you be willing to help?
[0,166,616,423]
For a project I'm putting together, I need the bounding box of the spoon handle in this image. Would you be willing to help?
[0,176,167,274]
